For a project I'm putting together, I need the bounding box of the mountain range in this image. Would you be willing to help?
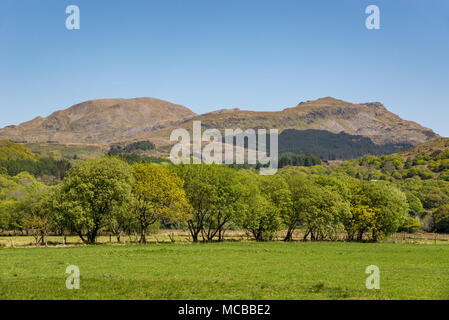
[0,98,196,145]
[0,97,440,158]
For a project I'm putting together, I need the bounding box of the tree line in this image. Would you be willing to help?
[276,129,412,160]
[0,158,71,182]
[0,157,414,245]
[108,141,156,156]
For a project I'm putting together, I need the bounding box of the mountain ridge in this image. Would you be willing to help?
[0,97,439,149]
[0,98,197,144]
[130,97,439,149]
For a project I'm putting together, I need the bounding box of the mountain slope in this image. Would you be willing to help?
[0,98,196,144]
[133,97,438,149]
[0,97,438,149]
[277,129,413,160]
[396,138,449,159]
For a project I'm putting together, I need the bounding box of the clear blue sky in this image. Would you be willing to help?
[1,0,448,136]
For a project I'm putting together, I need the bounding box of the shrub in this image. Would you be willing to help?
[398,217,421,233]
[433,205,449,233]
[438,170,449,181]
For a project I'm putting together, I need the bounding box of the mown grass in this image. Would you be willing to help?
[1,242,448,300]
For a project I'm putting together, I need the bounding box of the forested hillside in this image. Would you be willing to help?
[277,129,412,160]
[309,138,449,232]
[0,140,38,161]
[0,141,71,183]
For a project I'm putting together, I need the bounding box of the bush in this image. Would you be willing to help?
[108,141,156,155]
[398,217,420,233]
[433,205,449,233]
[438,170,449,181]
[437,149,449,160]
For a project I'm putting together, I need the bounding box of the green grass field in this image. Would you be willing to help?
[1,242,448,300]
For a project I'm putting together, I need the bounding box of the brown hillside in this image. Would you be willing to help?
[131,97,438,150]
[0,97,438,149]
[0,98,196,144]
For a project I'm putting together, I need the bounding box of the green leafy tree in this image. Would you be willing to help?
[132,163,191,243]
[58,157,134,244]
[362,182,409,241]
[344,182,378,241]
[171,164,242,242]
[0,200,18,231]
[282,174,308,241]
[298,184,349,241]
[201,166,245,241]
[0,172,47,233]
[405,192,424,217]
[39,185,72,244]
[105,202,136,243]
[433,205,449,233]
[170,164,214,242]
[19,188,52,246]
[398,216,421,233]
[238,173,284,241]
[259,175,292,240]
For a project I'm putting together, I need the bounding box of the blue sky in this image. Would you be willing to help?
[1,0,448,136]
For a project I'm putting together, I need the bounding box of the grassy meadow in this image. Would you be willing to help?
[1,241,448,300]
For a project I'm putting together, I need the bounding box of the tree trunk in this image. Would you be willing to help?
[284,228,294,241]
[347,232,354,242]
[78,231,87,244]
[139,228,147,244]
[303,232,310,241]
[357,231,364,242]
[188,222,200,242]
[87,228,98,244]
[218,229,225,242]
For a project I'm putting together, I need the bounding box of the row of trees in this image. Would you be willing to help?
[278,153,321,168]
[0,157,413,245]
[0,158,71,181]
[108,140,156,156]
